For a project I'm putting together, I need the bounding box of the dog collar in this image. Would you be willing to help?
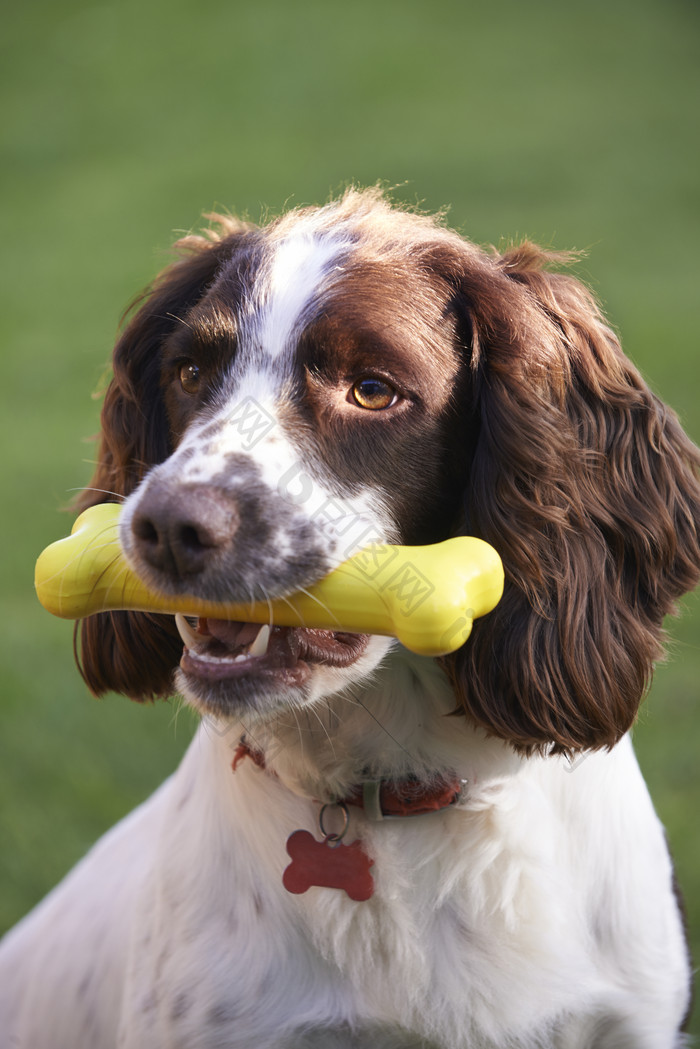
[232,740,467,902]
[232,740,467,820]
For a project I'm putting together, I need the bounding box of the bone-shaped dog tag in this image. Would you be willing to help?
[282,830,375,901]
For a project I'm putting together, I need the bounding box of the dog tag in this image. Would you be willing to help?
[283,830,374,901]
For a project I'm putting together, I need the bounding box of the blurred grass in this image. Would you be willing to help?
[1,0,698,1033]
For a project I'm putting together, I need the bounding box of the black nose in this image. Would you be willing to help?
[130,484,239,580]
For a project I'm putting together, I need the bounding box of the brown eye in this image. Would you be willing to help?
[350,377,397,411]
[179,361,200,395]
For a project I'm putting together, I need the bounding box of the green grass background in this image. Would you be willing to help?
[1,0,699,1032]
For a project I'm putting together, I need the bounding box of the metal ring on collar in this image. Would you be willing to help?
[318,801,350,843]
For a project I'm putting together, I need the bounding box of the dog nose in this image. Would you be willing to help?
[130,484,239,579]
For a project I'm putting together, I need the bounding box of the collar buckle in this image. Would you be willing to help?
[359,776,468,821]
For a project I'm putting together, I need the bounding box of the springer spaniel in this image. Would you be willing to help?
[1,189,699,1048]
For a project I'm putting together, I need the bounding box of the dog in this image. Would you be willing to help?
[1,188,699,1048]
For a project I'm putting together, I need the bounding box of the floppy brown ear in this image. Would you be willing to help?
[75,217,256,701]
[439,242,700,754]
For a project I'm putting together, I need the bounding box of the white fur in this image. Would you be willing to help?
[251,230,348,365]
[0,650,689,1047]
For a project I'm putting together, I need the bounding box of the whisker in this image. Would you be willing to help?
[307,704,336,758]
[92,552,133,608]
[290,708,306,765]
[250,582,275,629]
[268,591,311,628]
[166,311,197,333]
[66,487,126,501]
[168,693,190,736]
[339,687,414,762]
[289,586,342,630]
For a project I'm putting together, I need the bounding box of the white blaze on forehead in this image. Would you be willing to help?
[253,228,349,362]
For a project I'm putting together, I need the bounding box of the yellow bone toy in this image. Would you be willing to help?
[35,503,503,657]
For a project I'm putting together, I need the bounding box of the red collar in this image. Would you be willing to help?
[232,741,466,820]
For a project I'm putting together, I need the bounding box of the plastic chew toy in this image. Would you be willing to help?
[35,504,504,657]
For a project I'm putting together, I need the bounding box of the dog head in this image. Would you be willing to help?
[76,188,700,753]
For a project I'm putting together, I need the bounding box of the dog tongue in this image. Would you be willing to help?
[199,619,262,648]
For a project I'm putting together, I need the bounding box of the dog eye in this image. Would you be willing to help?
[179,362,200,395]
[350,377,397,411]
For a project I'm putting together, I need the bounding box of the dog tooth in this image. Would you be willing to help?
[175,613,202,650]
[248,623,271,657]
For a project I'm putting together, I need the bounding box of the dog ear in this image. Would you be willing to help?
[75,218,256,701]
[438,242,700,754]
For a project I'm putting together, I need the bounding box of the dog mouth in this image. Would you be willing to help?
[175,614,371,688]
